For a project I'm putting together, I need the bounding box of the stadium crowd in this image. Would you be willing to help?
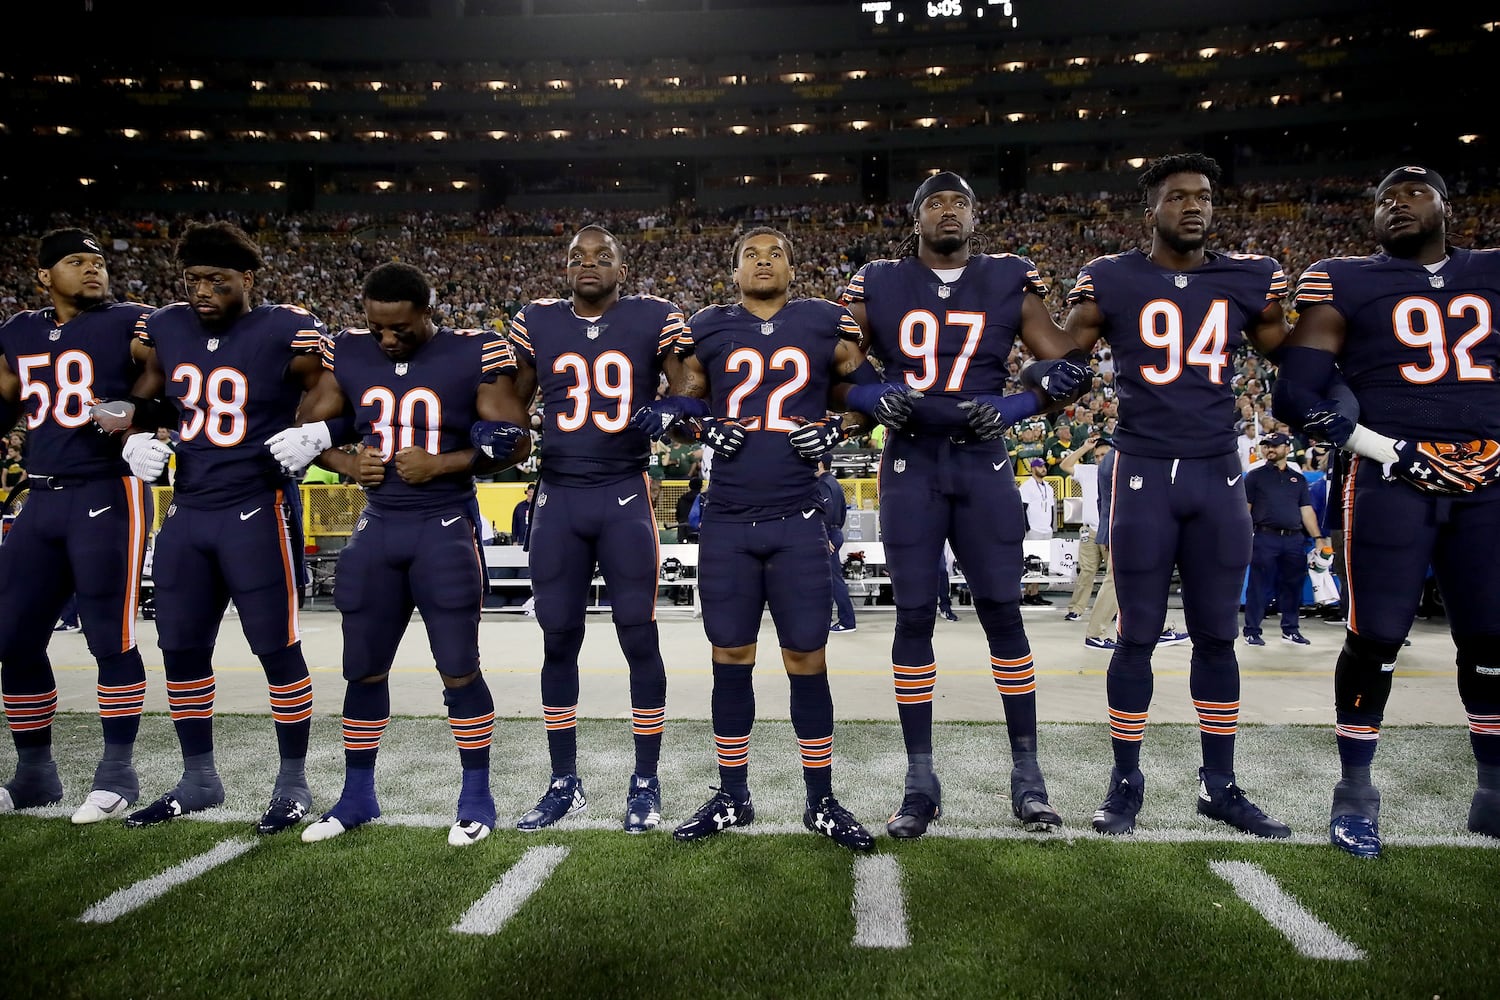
[2,175,1497,487]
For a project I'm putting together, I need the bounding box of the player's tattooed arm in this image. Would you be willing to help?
[665,351,709,400]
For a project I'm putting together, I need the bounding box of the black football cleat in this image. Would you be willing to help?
[1329,814,1381,858]
[1092,767,1145,835]
[623,774,662,834]
[256,796,309,835]
[516,774,586,832]
[1196,772,1290,839]
[673,787,754,842]
[886,791,941,839]
[124,794,187,829]
[1011,764,1062,832]
[804,794,875,851]
[1468,789,1500,839]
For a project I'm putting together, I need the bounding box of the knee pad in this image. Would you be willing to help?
[541,627,586,672]
[894,606,937,641]
[973,599,1025,642]
[615,622,663,672]
[1334,631,1402,717]
[1456,635,1500,708]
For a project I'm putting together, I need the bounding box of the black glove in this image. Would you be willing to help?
[845,383,921,430]
[700,417,747,460]
[629,395,711,442]
[1035,356,1091,400]
[787,417,843,459]
[1302,401,1354,447]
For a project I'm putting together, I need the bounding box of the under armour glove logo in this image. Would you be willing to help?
[787,417,843,459]
[1383,438,1500,495]
[700,417,747,459]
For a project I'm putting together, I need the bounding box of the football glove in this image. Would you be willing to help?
[629,395,711,442]
[787,417,844,460]
[1384,438,1500,495]
[699,416,747,460]
[265,421,333,476]
[956,392,1046,442]
[1035,356,1092,400]
[91,399,136,435]
[121,432,172,482]
[844,383,921,430]
[470,420,527,460]
[1302,401,1355,447]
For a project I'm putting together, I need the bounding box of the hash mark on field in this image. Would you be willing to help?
[1209,860,1365,961]
[451,845,570,936]
[78,838,257,925]
[852,854,909,949]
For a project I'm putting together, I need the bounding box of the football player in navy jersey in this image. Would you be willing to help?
[839,172,1090,839]
[117,222,329,835]
[0,229,155,823]
[637,227,875,851]
[495,226,686,835]
[1272,165,1500,857]
[1065,153,1292,839]
[283,262,531,847]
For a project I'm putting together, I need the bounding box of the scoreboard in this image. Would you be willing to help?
[858,1,1020,37]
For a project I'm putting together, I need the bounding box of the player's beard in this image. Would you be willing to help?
[1379,217,1443,259]
[1156,222,1206,255]
[67,288,107,310]
[926,232,967,255]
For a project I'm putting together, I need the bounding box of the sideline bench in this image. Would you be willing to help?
[481,543,702,615]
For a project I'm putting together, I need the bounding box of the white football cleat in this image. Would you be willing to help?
[0,787,14,813]
[71,790,130,824]
[448,821,491,847]
[301,815,349,843]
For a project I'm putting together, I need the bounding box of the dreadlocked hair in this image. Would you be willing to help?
[891,231,989,258]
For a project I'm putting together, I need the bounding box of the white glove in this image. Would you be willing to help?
[122,432,171,482]
[265,421,332,476]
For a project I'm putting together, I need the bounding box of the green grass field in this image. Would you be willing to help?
[3,715,1497,999]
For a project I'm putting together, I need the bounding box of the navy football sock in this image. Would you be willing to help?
[259,645,313,763]
[456,767,496,828]
[342,678,391,771]
[1106,642,1154,773]
[789,672,835,804]
[444,673,495,774]
[975,599,1038,755]
[711,661,754,801]
[892,607,938,758]
[162,647,216,758]
[1189,639,1239,776]
[620,622,666,778]
[541,627,584,777]
[95,648,146,750]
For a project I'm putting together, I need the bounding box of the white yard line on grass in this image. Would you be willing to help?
[852,854,909,949]
[451,844,570,936]
[78,838,258,924]
[1209,860,1366,961]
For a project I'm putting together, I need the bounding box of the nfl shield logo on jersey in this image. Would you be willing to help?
[1173,274,1189,288]
[49,329,60,341]
[206,337,220,352]
[937,284,952,298]
[760,322,775,336]
[893,459,906,473]
[1429,275,1445,289]
[587,324,602,339]
[395,362,409,376]
[1129,475,1143,491]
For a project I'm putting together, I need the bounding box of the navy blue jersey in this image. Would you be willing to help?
[324,326,515,514]
[1294,246,1500,440]
[0,301,152,478]
[842,253,1047,432]
[1067,249,1287,459]
[140,302,325,507]
[509,294,685,487]
[679,298,856,520]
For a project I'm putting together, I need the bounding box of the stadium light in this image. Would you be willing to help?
[452,181,468,190]
[488,130,510,140]
[78,177,95,186]
[917,117,937,127]
[485,81,512,91]
[1002,62,1026,71]
[1132,53,1152,63]
[1198,48,1219,58]
[120,128,143,139]
[268,181,285,190]
[851,120,870,131]
[730,125,749,135]
[428,131,448,140]
[1126,157,1146,168]
[845,70,868,80]
[1459,134,1480,144]
[1006,112,1027,123]
[1198,100,1214,110]
[375,181,394,191]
